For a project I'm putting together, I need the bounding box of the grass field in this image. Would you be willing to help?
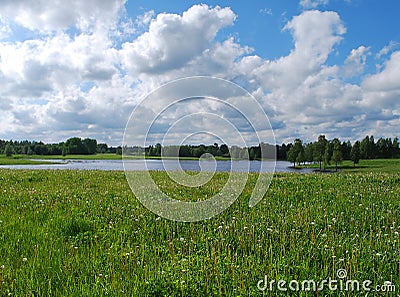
[294,159,400,173]
[0,168,399,296]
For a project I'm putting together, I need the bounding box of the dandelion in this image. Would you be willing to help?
[22,257,27,262]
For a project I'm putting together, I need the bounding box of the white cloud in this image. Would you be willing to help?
[376,41,400,59]
[119,4,236,75]
[247,10,346,92]
[135,10,155,28]
[0,16,11,40]
[300,0,329,9]
[0,0,126,32]
[259,8,273,16]
[342,45,370,78]
[362,51,400,92]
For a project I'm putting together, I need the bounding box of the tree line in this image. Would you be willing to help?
[283,135,400,170]
[144,143,276,159]
[2,135,399,167]
[0,137,122,157]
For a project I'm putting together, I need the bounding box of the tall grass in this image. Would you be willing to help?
[0,169,398,296]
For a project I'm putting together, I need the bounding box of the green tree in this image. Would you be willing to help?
[287,145,296,167]
[393,137,400,157]
[360,135,376,159]
[83,138,97,155]
[287,139,304,167]
[4,143,13,157]
[350,140,360,167]
[220,144,229,157]
[304,143,314,163]
[332,138,343,171]
[65,137,85,155]
[323,142,332,170]
[314,135,327,170]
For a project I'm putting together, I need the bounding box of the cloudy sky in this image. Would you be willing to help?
[0,0,399,146]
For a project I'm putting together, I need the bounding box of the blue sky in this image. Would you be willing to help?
[0,0,399,146]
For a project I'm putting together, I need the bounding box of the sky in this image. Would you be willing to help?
[0,0,399,146]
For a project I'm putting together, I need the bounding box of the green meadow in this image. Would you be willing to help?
[0,163,399,296]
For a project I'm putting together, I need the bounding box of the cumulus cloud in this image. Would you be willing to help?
[0,0,126,32]
[119,4,236,74]
[362,51,400,92]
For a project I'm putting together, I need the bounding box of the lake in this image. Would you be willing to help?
[0,159,313,173]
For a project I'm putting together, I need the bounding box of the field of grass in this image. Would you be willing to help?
[299,158,400,173]
[0,168,399,296]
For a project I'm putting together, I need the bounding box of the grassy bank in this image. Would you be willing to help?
[0,169,398,296]
[1,154,232,163]
[296,158,400,173]
[0,155,62,165]
[9,153,122,161]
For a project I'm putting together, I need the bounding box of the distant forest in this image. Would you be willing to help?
[0,137,120,157]
[1,135,399,167]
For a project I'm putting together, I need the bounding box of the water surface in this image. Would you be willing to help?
[0,159,313,173]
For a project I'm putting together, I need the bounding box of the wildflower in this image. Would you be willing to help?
[179,237,185,241]
[22,257,27,262]
[1,264,4,269]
